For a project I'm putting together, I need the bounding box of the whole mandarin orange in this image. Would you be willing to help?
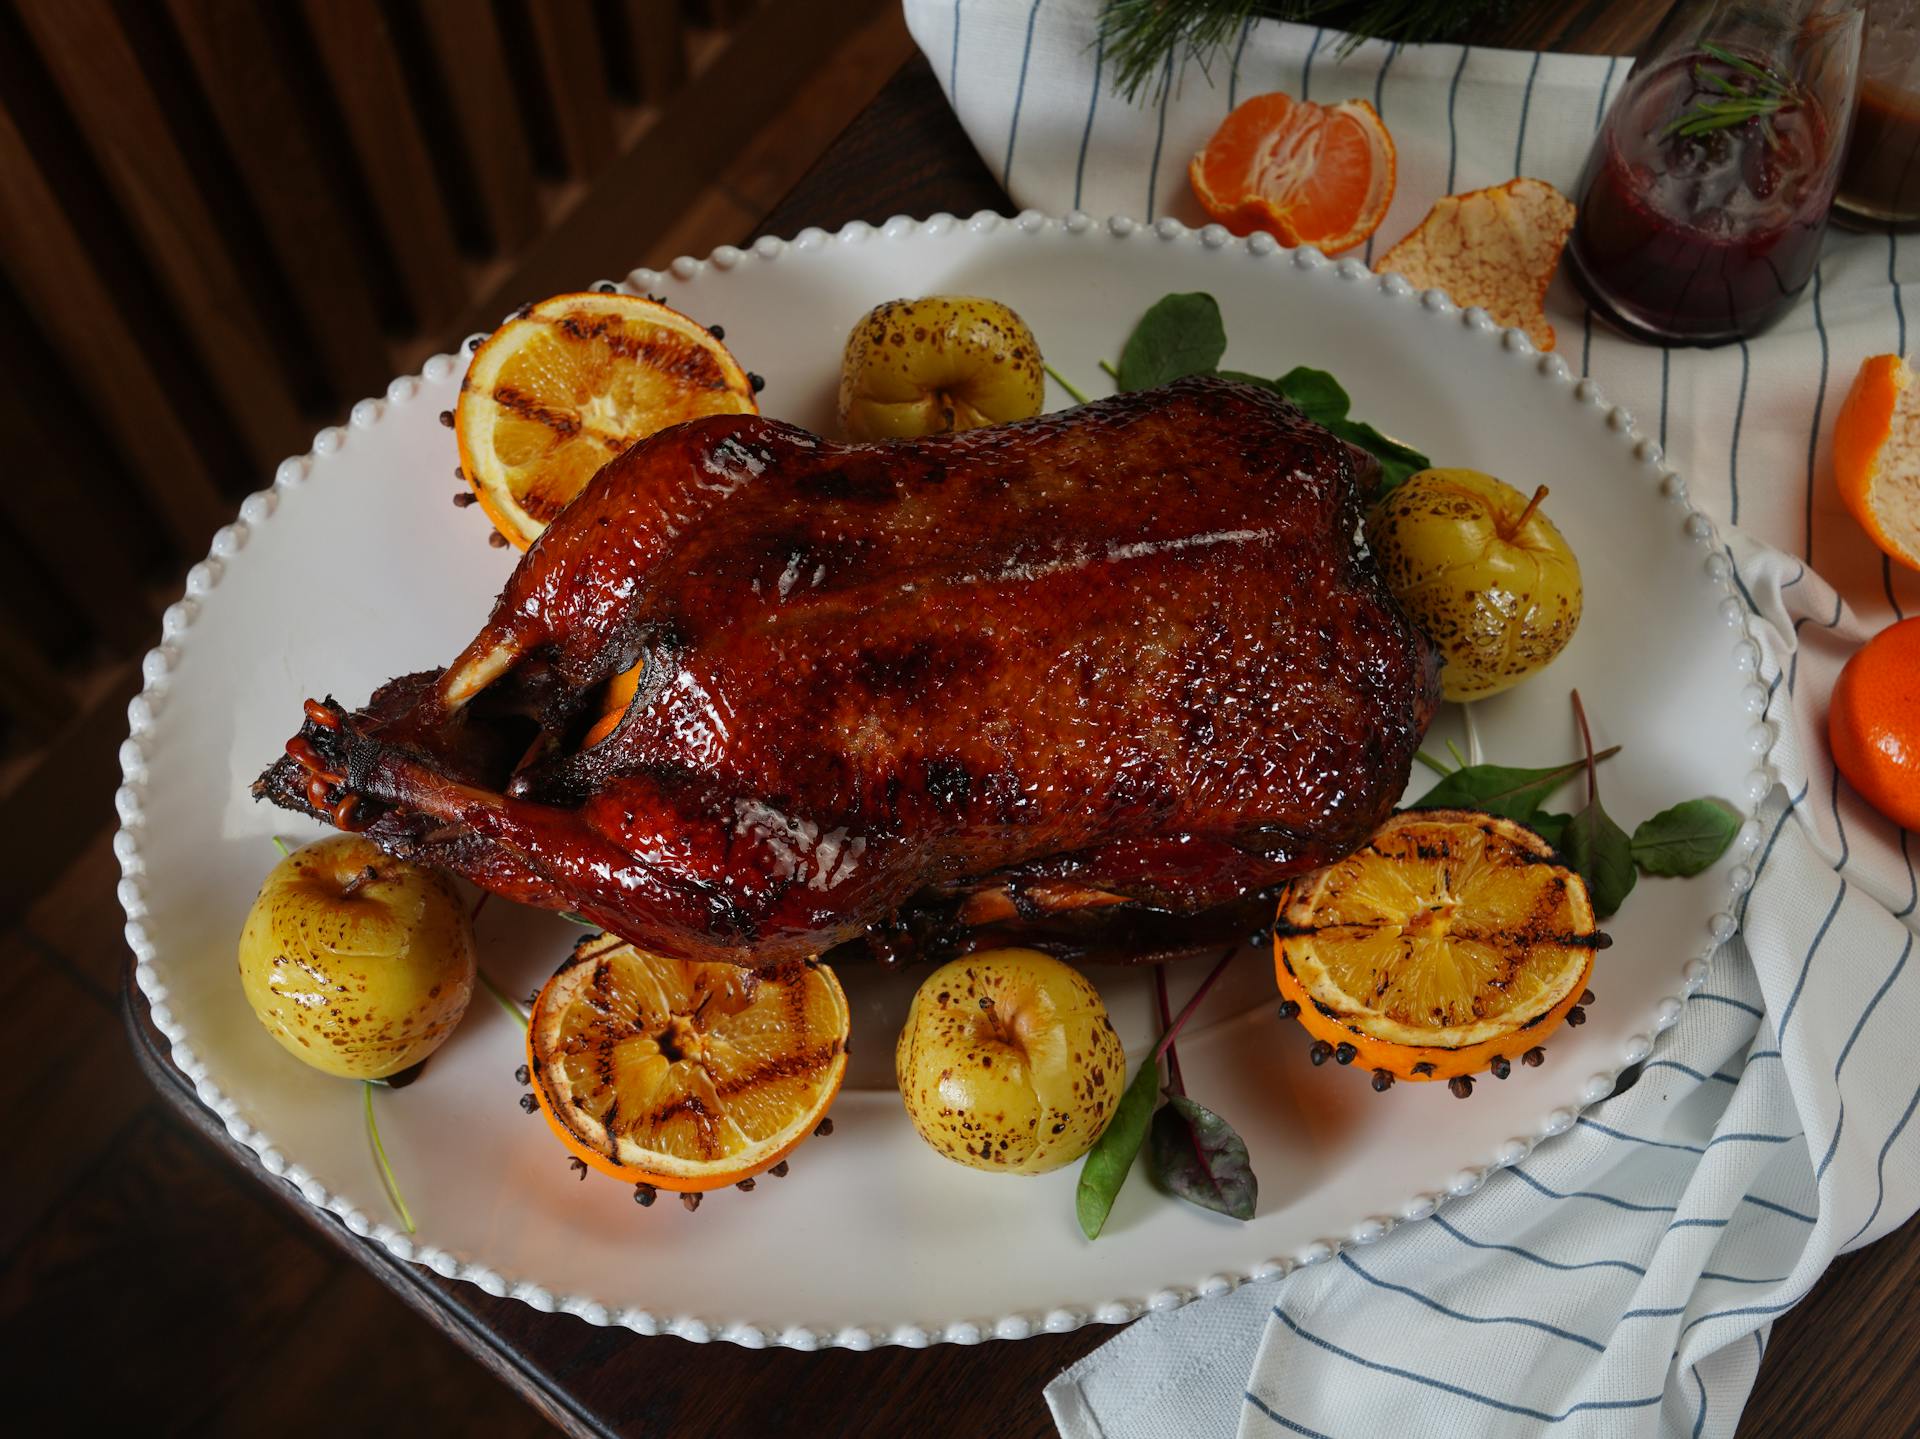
[1829,618,1920,832]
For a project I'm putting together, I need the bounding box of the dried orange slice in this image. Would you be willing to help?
[456,292,757,549]
[1274,810,1604,1085]
[527,935,849,1191]
[1829,618,1920,832]
[1833,353,1920,574]
[1189,92,1396,254]
[1373,178,1575,351]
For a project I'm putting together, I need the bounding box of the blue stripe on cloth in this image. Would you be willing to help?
[1432,1214,1647,1275]
[1900,832,1917,919]
[1301,27,1324,101]
[1668,1218,1730,1232]
[1730,339,1750,524]
[1513,51,1542,174]
[1228,13,1254,109]
[1705,1132,1798,1149]
[1691,992,1763,1018]
[1805,261,1829,562]
[1577,1116,1704,1153]
[1072,30,1103,210]
[948,0,960,98]
[1659,346,1671,451]
[1271,1305,1664,1421]
[1777,879,1847,1043]
[1000,0,1044,189]
[1725,544,1761,616]
[1337,1253,1604,1351]
[1445,45,1470,191]
[1815,930,1912,1181]
[1680,1300,1800,1339]
[1739,782,1810,923]
[1362,42,1402,264]
[1786,589,1842,696]
[1243,1392,1334,1439]
[1702,1270,1791,1286]
[1576,56,1613,384]
[1144,51,1174,220]
[1741,1194,1816,1223]
[1621,1305,1687,1320]
[1692,1367,1708,1438]
[1643,1059,1729,1085]
[1751,1050,1783,1061]
[1844,1071,1920,1247]
[1830,766,1852,872]
[1508,1165,1677,1213]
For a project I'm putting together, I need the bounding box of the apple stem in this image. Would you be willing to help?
[364,1080,417,1234]
[339,864,379,898]
[1044,362,1091,406]
[1502,484,1549,540]
[1153,966,1187,1097]
[1152,946,1237,1068]
[478,967,529,1030]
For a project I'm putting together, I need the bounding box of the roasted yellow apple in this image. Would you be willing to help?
[895,948,1124,1174]
[838,295,1046,440]
[238,835,476,1079]
[1366,467,1583,701]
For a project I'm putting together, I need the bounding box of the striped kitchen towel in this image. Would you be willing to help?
[904,4,1920,1436]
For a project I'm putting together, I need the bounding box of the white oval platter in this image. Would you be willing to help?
[119,211,1771,1349]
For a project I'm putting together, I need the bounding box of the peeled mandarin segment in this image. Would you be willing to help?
[1275,809,1598,1072]
[1373,178,1575,351]
[1834,354,1920,573]
[1190,93,1395,253]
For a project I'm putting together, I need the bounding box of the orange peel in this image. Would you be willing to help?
[1373,178,1575,352]
[1833,353,1920,573]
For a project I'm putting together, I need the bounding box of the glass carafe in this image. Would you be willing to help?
[1835,0,1920,226]
[1565,0,1864,346]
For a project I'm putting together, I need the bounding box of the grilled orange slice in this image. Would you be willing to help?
[456,292,757,548]
[1274,810,1603,1084]
[527,935,848,1191]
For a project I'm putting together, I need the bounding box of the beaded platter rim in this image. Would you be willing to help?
[116,209,1777,1350]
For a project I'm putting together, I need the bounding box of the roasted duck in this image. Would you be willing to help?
[256,376,1441,969]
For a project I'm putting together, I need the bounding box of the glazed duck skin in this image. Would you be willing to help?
[257,376,1441,968]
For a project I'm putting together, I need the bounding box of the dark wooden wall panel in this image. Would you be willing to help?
[0,0,896,893]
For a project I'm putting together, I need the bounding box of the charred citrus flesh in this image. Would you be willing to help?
[1275,809,1603,1081]
[528,935,848,1190]
[457,292,757,548]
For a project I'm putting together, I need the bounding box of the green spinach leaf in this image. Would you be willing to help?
[1564,797,1638,918]
[1631,798,1741,877]
[1412,749,1618,823]
[1116,292,1227,391]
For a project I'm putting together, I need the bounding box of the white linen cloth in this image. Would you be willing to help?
[903,5,1920,1435]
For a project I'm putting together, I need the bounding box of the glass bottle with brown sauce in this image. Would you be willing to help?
[1836,0,1920,226]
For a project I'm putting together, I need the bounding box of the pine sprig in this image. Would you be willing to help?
[1099,0,1511,104]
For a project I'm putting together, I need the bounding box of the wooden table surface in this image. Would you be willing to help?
[127,13,1920,1437]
